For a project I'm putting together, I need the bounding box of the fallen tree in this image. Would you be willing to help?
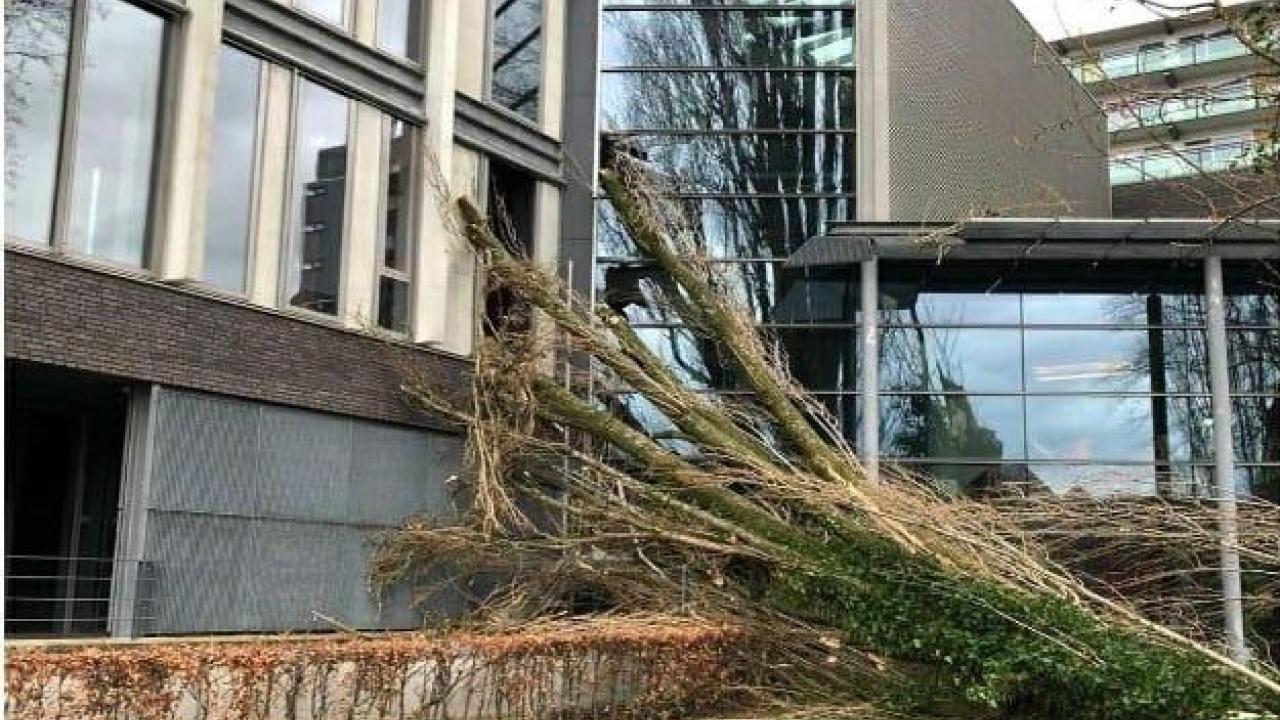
[375,153,1280,719]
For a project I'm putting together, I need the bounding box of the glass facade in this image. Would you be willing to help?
[605,256,1280,501]
[597,3,857,416]
[4,0,166,266]
[376,0,422,61]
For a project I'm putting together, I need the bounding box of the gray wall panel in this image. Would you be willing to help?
[150,392,260,516]
[882,0,1110,220]
[140,388,464,634]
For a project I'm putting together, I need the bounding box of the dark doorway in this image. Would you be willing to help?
[486,161,537,335]
[5,362,130,636]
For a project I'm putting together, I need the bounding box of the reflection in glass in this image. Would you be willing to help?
[882,394,1025,461]
[601,71,855,131]
[596,196,849,259]
[610,133,854,194]
[1026,396,1159,462]
[901,463,1037,497]
[1234,396,1280,465]
[880,287,1021,326]
[382,119,412,271]
[377,276,409,333]
[1228,330,1280,395]
[880,327,1022,393]
[4,0,71,245]
[1239,466,1280,502]
[1024,330,1149,393]
[1028,464,1175,497]
[602,10,855,69]
[491,0,542,122]
[204,45,261,293]
[376,0,420,61]
[286,80,349,315]
[773,329,857,392]
[601,261,859,326]
[66,0,165,267]
[297,0,344,26]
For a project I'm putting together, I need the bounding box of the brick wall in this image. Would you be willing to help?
[5,248,469,430]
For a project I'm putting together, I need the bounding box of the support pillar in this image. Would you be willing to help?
[860,256,880,482]
[1205,253,1248,662]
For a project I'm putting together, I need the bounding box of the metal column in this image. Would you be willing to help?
[860,257,880,482]
[1204,253,1249,662]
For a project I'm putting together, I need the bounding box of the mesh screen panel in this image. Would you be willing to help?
[884,0,1110,220]
[142,388,462,633]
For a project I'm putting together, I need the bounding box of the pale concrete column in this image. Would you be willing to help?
[540,0,567,137]
[247,65,296,308]
[439,144,483,356]
[1204,253,1249,662]
[411,0,466,351]
[156,0,225,281]
[855,0,891,222]
[352,0,378,46]
[339,105,385,329]
[859,256,880,482]
[454,0,489,98]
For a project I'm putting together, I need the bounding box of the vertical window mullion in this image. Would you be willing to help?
[49,0,92,252]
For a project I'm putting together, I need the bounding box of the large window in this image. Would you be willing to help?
[285,78,351,316]
[598,2,856,267]
[376,0,423,62]
[4,0,167,267]
[491,0,543,122]
[376,118,415,333]
[204,45,263,293]
[604,259,1279,501]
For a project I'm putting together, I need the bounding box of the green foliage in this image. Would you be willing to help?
[764,527,1267,719]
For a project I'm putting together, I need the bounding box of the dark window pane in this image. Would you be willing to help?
[377,276,410,333]
[600,260,859,325]
[492,0,541,121]
[880,327,1022,393]
[1025,396,1159,462]
[1234,396,1280,464]
[879,288,1022,326]
[383,119,413,271]
[287,80,349,315]
[881,394,1025,460]
[773,328,858,392]
[602,10,855,69]
[66,0,165,266]
[1024,329,1151,393]
[609,132,854,194]
[204,45,261,293]
[1228,330,1280,395]
[601,71,854,131]
[597,196,849,259]
[1239,466,1280,502]
[377,0,421,61]
[4,0,71,245]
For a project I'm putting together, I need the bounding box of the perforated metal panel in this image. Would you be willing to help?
[883,0,1110,220]
[140,388,463,634]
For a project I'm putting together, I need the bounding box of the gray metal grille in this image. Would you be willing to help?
[139,388,463,634]
[883,0,1110,220]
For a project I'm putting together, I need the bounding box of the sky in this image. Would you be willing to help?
[1009,0,1257,41]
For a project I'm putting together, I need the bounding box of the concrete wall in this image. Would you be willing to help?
[867,0,1110,220]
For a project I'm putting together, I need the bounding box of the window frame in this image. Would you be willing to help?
[373,0,426,64]
[278,71,358,320]
[13,0,179,271]
[373,113,419,335]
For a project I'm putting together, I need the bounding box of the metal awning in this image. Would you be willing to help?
[786,218,1280,267]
